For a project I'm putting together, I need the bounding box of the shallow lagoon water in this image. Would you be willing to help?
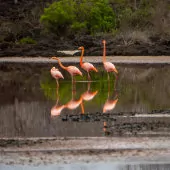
[0,63,170,137]
[1,162,170,170]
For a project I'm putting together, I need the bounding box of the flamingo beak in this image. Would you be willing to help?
[114,68,118,74]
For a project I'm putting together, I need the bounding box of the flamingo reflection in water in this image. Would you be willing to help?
[103,77,118,135]
[50,80,65,117]
[65,82,83,111]
[80,81,98,114]
[103,77,118,113]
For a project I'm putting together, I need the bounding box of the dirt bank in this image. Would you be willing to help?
[1,35,170,57]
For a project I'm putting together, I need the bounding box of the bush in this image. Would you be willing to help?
[40,0,116,35]
[87,1,116,34]
[18,37,37,44]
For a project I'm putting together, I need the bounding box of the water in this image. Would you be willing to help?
[1,163,170,170]
[0,63,170,137]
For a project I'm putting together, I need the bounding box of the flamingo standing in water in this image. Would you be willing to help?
[51,57,83,83]
[78,46,98,80]
[102,40,118,80]
[50,67,64,88]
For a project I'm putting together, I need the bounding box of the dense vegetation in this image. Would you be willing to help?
[1,0,170,56]
[40,0,170,36]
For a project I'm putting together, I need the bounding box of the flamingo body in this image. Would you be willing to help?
[66,66,83,76]
[50,67,64,80]
[81,62,98,72]
[103,99,118,113]
[104,62,118,73]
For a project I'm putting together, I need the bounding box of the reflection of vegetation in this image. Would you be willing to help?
[40,66,170,112]
[40,70,117,106]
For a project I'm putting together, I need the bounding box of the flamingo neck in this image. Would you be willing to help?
[57,58,67,70]
[80,49,84,66]
[103,43,106,63]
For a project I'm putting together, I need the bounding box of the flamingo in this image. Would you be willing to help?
[50,67,64,88]
[102,40,118,80]
[51,57,83,83]
[78,46,98,80]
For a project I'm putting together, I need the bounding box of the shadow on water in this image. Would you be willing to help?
[0,63,170,137]
[1,163,170,170]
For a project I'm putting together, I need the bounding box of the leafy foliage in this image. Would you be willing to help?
[18,37,37,44]
[40,0,116,35]
[40,0,76,35]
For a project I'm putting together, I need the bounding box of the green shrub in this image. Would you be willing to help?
[40,0,76,35]
[18,37,37,44]
[40,0,116,35]
[86,0,116,34]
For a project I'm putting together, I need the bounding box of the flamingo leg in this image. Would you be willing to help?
[56,79,59,89]
[107,72,110,81]
[87,72,91,81]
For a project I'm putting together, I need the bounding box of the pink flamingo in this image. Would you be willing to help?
[50,67,64,87]
[78,46,98,80]
[51,57,83,82]
[102,40,118,80]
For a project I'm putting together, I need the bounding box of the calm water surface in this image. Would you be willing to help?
[1,163,170,170]
[0,63,170,137]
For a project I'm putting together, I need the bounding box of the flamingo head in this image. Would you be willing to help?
[51,56,59,60]
[102,40,106,44]
[51,67,58,71]
[78,46,84,50]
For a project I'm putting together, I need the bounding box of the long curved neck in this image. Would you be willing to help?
[80,49,84,66]
[103,43,106,63]
[56,58,67,70]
